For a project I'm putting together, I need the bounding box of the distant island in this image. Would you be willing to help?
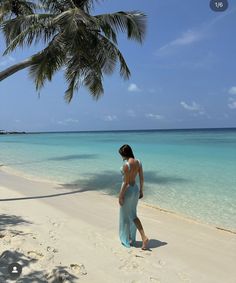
[0,130,26,135]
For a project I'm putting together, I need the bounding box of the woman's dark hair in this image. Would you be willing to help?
[119,144,135,159]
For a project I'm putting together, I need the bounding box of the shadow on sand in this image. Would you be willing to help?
[0,250,79,282]
[0,170,188,202]
[0,214,32,231]
[134,239,167,251]
[0,214,79,282]
[0,190,83,202]
[1,153,99,166]
[61,169,188,194]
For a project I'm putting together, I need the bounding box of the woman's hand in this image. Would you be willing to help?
[119,194,124,206]
[139,191,143,199]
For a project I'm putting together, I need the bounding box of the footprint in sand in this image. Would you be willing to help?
[119,258,143,272]
[150,277,161,282]
[88,232,107,249]
[177,272,191,282]
[140,250,152,256]
[51,222,60,227]
[49,230,57,241]
[47,246,58,253]
[70,263,87,275]
[110,247,119,255]
[151,259,166,270]
[49,218,63,228]
[27,250,44,260]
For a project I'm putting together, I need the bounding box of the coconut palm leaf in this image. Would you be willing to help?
[64,70,80,103]
[71,0,102,12]
[40,0,75,13]
[29,34,67,89]
[0,0,38,21]
[95,11,146,43]
[2,13,56,51]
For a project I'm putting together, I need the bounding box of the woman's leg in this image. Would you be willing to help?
[133,217,149,249]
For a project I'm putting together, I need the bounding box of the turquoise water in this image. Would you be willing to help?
[1,129,236,231]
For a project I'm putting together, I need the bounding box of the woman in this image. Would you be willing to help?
[118,144,149,249]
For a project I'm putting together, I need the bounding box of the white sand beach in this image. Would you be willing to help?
[0,168,236,283]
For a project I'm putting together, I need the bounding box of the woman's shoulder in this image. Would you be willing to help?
[135,159,142,166]
[129,159,142,170]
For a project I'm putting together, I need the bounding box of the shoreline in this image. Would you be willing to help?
[1,168,236,282]
[1,164,236,235]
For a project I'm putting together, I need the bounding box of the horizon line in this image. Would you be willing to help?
[3,126,235,134]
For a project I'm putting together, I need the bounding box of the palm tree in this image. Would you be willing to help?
[0,0,146,102]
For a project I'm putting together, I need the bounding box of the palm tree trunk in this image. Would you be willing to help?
[0,57,34,82]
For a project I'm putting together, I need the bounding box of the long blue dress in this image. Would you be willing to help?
[119,160,141,248]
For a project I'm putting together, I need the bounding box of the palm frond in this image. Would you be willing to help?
[72,0,103,13]
[64,74,80,103]
[96,34,130,79]
[3,14,56,53]
[98,22,117,45]
[0,0,39,22]
[95,11,147,43]
[63,43,105,102]
[53,6,95,31]
[83,68,103,99]
[29,34,67,90]
[64,57,81,103]
[2,13,55,48]
[0,1,11,22]
[39,0,75,14]
[17,0,39,14]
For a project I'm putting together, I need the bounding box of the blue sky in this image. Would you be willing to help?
[0,0,236,132]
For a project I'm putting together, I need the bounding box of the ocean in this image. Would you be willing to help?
[1,128,236,232]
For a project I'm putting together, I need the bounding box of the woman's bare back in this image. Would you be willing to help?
[126,158,143,186]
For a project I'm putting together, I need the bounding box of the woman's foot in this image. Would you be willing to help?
[141,236,149,250]
[129,239,135,246]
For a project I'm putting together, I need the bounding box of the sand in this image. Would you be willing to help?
[0,169,236,283]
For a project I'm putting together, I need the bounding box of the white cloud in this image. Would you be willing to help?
[180,101,205,115]
[104,115,118,121]
[228,101,236,109]
[145,113,164,120]
[128,83,141,92]
[65,118,79,123]
[228,97,236,109]
[228,86,236,95]
[127,109,136,117]
[181,101,200,111]
[57,121,66,125]
[0,56,15,67]
[57,118,79,125]
[169,30,201,46]
[156,30,202,56]
[155,12,232,57]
